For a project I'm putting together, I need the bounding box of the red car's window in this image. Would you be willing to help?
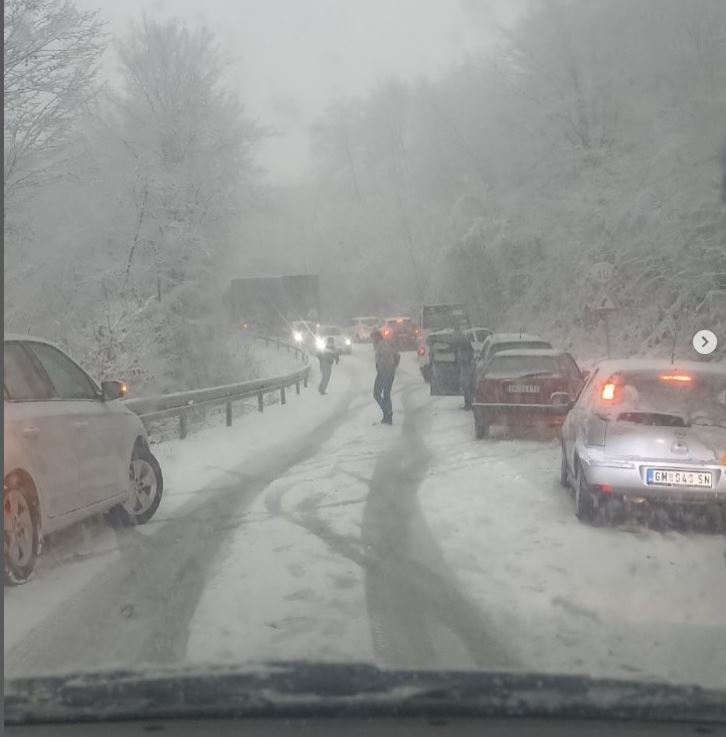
[485,354,559,379]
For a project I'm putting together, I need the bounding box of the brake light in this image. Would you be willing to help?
[595,484,613,494]
[601,382,616,400]
[417,345,425,357]
[659,374,692,383]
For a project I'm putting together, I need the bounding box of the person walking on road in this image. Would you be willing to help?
[452,326,475,410]
[371,328,400,424]
[317,336,339,395]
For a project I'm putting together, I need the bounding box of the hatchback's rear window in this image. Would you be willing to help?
[603,371,726,427]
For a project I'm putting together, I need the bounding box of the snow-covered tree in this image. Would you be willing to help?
[3,0,105,194]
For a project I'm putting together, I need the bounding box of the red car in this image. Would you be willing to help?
[473,348,586,438]
[381,316,420,351]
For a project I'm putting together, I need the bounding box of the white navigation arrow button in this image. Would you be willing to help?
[692,329,717,355]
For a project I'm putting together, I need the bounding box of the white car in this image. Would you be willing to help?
[290,320,316,347]
[561,359,726,523]
[3,335,164,584]
[315,325,352,355]
[347,316,379,343]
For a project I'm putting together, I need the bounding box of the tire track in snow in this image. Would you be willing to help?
[362,379,519,671]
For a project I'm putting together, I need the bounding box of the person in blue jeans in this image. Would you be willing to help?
[371,329,400,424]
[317,337,339,394]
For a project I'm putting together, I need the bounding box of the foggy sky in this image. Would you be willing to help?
[75,0,524,181]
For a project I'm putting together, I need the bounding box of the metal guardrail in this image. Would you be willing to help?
[124,335,310,439]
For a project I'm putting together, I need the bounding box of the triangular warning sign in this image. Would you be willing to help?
[591,287,617,312]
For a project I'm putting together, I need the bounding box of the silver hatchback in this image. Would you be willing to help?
[560,359,726,522]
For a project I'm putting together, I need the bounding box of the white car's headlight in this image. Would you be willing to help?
[345,338,351,346]
[315,338,326,351]
[293,331,303,342]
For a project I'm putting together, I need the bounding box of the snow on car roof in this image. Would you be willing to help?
[594,358,726,376]
[489,333,548,343]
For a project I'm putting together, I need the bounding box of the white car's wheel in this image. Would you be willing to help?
[560,441,570,488]
[4,477,41,585]
[107,446,163,527]
[574,462,596,522]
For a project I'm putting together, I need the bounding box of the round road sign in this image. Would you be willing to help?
[589,262,614,284]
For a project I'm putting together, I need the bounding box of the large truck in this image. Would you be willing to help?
[227,275,321,337]
[417,303,471,381]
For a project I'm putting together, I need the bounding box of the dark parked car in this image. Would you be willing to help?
[473,348,585,438]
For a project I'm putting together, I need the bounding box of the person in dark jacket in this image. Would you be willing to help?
[451,326,475,410]
[317,336,339,394]
[371,328,400,424]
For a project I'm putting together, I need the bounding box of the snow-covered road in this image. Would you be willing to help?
[5,352,726,689]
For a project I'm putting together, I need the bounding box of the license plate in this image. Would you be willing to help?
[507,384,539,393]
[646,468,713,488]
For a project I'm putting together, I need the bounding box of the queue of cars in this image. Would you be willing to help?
[4,335,164,585]
[427,327,726,525]
[293,315,423,355]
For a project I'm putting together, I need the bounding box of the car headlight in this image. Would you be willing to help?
[293,331,303,342]
[315,338,326,351]
[345,338,351,346]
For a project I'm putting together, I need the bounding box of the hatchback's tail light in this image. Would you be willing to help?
[417,345,426,357]
[601,382,616,400]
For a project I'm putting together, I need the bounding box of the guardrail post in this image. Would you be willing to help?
[280,386,286,405]
[258,393,264,413]
[179,412,188,439]
[226,399,232,427]
[295,381,300,395]
[304,374,308,388]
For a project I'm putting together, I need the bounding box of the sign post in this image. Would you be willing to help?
[590,286,618,358]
